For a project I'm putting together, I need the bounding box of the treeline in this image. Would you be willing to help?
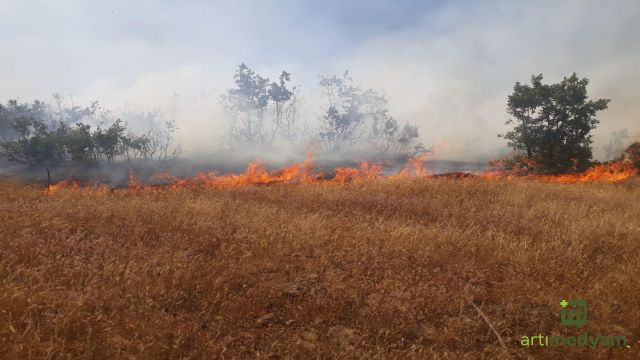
[220,64,426,159]
[0,96,180,166]
[4,66,634,173]
[1,64,427,168]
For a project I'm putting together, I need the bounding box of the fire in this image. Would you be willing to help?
[189,156,324,187]
[541,162,638,183]
[43,154,638,195]
[47,179,81,194]
[47,179,109,195]
[396,153,430,177]
[481,162,638,183]
[333,162,382,183]
[44,155,411,194]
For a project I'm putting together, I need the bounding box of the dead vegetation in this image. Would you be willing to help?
[1,177,639,359]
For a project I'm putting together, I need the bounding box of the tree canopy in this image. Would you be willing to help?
[0,98,180,166]
[501,73,609,172]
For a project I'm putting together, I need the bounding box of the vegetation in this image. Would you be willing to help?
[317,71,425,158]
[0,98,180,166]
[501,73,610,173]
[1,177,639,359]
[2,64,426,167]
[220,64,299,148]
[221,64,426,159]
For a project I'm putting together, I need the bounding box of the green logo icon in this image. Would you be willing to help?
[560,299,588,326]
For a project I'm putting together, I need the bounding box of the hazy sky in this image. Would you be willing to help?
[1,0,638,160]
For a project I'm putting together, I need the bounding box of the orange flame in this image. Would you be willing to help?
[481,162,638,183]
[333,162,382,183]
[395,153,429,177]
[44,153,638,195]
[47,179,109,195]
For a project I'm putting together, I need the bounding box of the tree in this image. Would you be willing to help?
[366,91,425,158]
[221,64,302,149]
[0,97,183,166]
[222,63,270,147]
[93,119,126,164]
[0,117,66,165]
[0,100,50,141]
[0,102,13,141]
[501,73,609,172]
[317,72,365,151]
[268,71,295,144]
[64,123,94,162]
[149,115,181,161]
[318,71,425,158]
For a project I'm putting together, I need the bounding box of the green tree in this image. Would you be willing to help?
[64,123,95,162]
[501,73,609,172]
[94,119,127,164]
[0,117,65,165]
[1,97,182,166]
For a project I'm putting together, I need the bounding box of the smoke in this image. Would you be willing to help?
[1,0,639,163]
[332,0,640,160]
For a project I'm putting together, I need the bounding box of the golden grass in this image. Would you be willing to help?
[1,177,639,359]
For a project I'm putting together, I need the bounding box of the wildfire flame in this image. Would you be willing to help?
[481,161,638,183]
[47,179,109,195]
[45,154,638,195]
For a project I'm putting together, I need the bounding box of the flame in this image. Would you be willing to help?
[395,153,429,177]
[332,161,382,183]
[481,162,638,183]
[47,179,81,194]
[128,168,142,190]
[541,162,638,183]
[43,153,638,195]
[190,156,324,187]
[46,178,108,195]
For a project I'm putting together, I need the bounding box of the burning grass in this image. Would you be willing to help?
[44,155,638,195]
[1,176,640,359]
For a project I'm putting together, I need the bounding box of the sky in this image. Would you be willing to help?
[1,0,639,160]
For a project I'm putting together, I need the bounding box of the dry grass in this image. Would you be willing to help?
[1,177,639,359]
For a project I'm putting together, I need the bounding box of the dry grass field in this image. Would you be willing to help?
[1,177,639,359]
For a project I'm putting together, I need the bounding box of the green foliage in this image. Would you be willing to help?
[0,98,181,166]
[501,73,609,173]
[94,119,127,164]
[0,117,65,165]
[64,123,94,162]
